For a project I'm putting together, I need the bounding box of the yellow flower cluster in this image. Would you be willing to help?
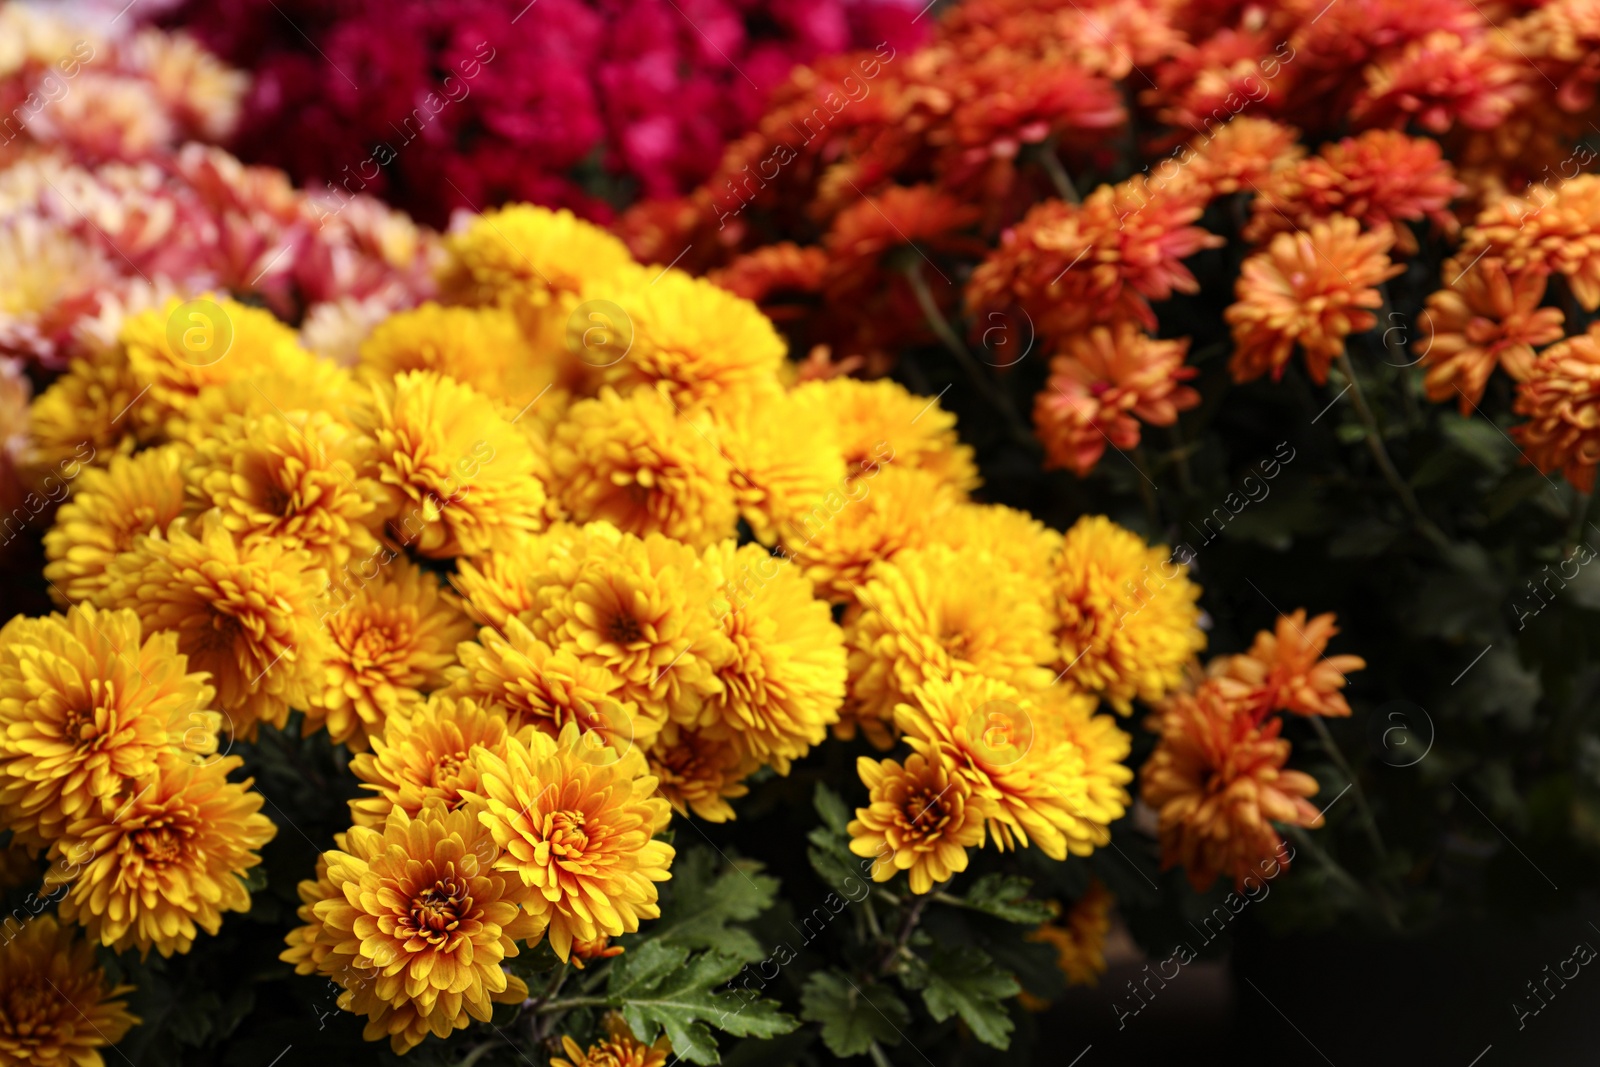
[11,200,1200,1054]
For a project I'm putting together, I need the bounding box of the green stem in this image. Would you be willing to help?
[1284,825,1401,931]
[1335,351,1452,553]
[903,261,1039,454]
[1168,423,1196,497]
[456,1041,498,1067]
[1037,138,1079,203]
[869,1042,895,1067]
[533,995,611,1015]
[1309,716,1390,869]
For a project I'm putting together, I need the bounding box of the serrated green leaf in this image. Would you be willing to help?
[800,971,908,1057]
[649,848,778,962]
[608,940,692,997]
[614,951,797,1065]
[918,947,1019,1049]
[956,874,1053,925]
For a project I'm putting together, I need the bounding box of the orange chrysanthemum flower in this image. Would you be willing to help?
[1244,131,1464,255]
[471,722,675,961]
[847,751,992,895]
[1186,116,1306,201]
[0,605,218,848]
[347,695,511,829]
[1419,258,1566,411]
[46,752,276,957]
[1353,31,1529,134]
[309,558,475,751]
[821,184,983,302]
[646,722,753,823]
[1027,881,1114,987]
[707,243,829,321]
[280,801,538,1054]
[449,522,593,631]
[1513,323,1600,491]
[0,915,138,1067]
[1215,611,1367,718]
[96,512,331,737]
[552,1015,672,1067]
[1141,682,1323,892]
[1227,214,1403,384]
[1035,323,1199,477]
[1462,175,1600,311]
[970,175,1221,336]
[444,616,651,753]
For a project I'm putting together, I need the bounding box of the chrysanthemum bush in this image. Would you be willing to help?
[4,0,1600,1064]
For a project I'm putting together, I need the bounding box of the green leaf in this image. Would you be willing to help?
[955,874,1053,925]
[814,783,851,835]
[1439,413,1514,474]
[800,970,909,1057]
[916,947,1019,1049]
[649,848,778,962]
[612,949,797,1065]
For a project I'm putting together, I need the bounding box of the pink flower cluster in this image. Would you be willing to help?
[161,0,929,226]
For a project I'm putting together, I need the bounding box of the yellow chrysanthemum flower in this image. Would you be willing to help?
[471,722,675,961]
[22,354,138,479]
[0,915,138,1067]
[444,616,653,753]
[1039,685,1134,839]
[935,502,1063,595]
[848,751,992,895]
[96,512,331,737]
[280,801,538,1055]
[550,385,738,551]
[45,751,276,958]
[119,295,320,443]
[308,557,475,751]
[449,522,600,630]
[1052,516,1205,713]
[357,302,556,409]
[439,202,635,309]
[713,390,847,545]
[42,444,188,606]
[529,527,731,728]
[647,722,753,822]
[1027,882,1114,987]
[588,269,786,411]
[552,1015,673,1067]
[790,377,980,490]
[174,359,365,443]
[358,370,548,558]
[348,695,510,829]
[844,543,1055,749]
[700,542,845,770]
[185,409,382,574]
[780,464,957,604]
[0,604,218,848]
[894,675,1124,861]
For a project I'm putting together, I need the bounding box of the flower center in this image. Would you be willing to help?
[902,787,949,839]
[410,878,468,938]
[132,819,188,867]
[606,613,643,645]
[544,809,590,856]
[196,612,243,654]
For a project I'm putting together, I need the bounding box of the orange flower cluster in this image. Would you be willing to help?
[619,0,1598,480]
[1141,610,1365,891]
